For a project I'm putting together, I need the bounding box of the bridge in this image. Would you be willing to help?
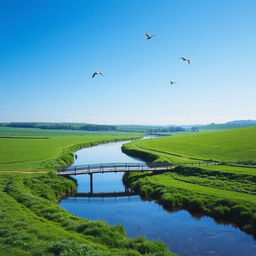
[57,162,173,175]
[57,162,173,193]
[57,161,218,193]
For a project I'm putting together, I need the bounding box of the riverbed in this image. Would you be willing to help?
[59,140,256,256]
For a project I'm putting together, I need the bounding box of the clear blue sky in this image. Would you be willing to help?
[0,0,255,125]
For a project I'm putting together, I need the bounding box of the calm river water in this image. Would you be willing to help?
[60,140,256,256]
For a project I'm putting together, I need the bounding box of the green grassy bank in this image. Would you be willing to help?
[0,172,174,256]
[122,127,256,236]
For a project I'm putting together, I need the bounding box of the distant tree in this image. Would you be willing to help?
[191,127,199,132]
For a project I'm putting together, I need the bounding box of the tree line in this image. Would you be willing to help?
[0,122,196,133]
[1,122,117,131]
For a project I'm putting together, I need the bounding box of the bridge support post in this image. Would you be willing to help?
[89,173,93,193]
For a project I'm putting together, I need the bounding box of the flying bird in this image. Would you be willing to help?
[169,80,177,85]
[179,57,191,64]
[146,32,156,40]
[92,72,103,78]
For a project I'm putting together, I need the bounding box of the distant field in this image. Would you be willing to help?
[0,128,143,171]
[0,126,138,136]
[125,127,256,162]
[199,122,256,131]
[116,125,167,132]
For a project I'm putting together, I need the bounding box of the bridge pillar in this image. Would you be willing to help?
[89,173,93,193]
[124,172,129,193]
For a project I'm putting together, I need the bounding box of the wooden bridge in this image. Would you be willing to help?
[57,162,173,193]
[57,161,219,193]
[57,162,173,175]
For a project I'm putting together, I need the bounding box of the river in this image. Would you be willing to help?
[59,139,256,256]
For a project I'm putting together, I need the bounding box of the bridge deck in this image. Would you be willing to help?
[58,167,169,176]
[57,161,219,176]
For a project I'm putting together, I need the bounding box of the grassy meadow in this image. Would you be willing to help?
[0,126,140,136]
[122,127,256,236]
[123,127,256,162]
[199,122,256,131]
[0,127,143,172]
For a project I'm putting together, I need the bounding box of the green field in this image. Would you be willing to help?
[199,122,256,131]
[0,129,144,172]
[0,126,139,136]
[123,127,256,236]
[123,127,256,162]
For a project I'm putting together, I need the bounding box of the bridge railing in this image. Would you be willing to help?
[57,160,221,173]
[57,161,173,173]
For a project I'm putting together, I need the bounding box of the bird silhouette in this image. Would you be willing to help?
[92,72,103,78]
[146,32,156,40]
[179,57,191,64]
[169,80,177,85]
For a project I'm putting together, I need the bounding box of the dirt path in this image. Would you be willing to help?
[0,171,48,174]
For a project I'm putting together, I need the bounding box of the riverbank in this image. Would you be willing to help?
[122,139,256,238]
[0,172,174,256]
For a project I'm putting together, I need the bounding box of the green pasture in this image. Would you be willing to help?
[124,127,256,162]
[199,122,256,131]
[0,128,143,171]
[198,164,256,176]
[0,126,139,136]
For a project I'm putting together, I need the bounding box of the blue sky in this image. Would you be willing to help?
[0,0,255,125]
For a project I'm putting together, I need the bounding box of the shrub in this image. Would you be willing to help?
[124,237,169,255]
[186,199,204,212]
[213,206,230,219]
[47,240,95,256]
[160,193,175,207]
[140,184,154,197]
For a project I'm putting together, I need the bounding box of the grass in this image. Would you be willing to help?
[123,127,256,162]
[0,126,141,136]
[0,131,144,172]
[199,122,256,131]
[122,127,256,236]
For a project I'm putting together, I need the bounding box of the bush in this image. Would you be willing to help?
[47,240,96,256]
[186,199,204,212]
[124,237,169,255]
[160,193,176,207]
[140,185,154,197]
[213,206,230,219]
